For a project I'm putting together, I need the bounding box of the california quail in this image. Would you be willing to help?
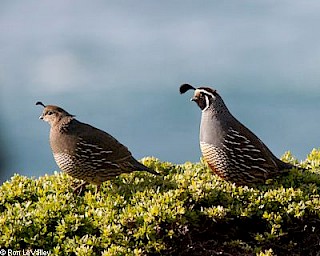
[180,84,295,185]
[36,102,159,194]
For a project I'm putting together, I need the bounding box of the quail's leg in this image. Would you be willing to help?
[96,184,101,194]
[73,181,88,195]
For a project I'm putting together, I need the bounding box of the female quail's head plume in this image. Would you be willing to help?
[36,102,159,194]
[179,84,295,185]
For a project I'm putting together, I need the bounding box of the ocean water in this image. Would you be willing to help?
[1,1,320,182]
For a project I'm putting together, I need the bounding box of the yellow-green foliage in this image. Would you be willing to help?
[1,149,320,255]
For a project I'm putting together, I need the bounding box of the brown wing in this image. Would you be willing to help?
[67,120,133,168]
[222,122,286,183]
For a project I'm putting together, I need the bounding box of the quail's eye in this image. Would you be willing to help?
[47,111,53,115]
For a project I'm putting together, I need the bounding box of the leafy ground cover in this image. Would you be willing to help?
[0,149,320,255]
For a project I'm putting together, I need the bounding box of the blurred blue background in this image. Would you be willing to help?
[1,1,319,183]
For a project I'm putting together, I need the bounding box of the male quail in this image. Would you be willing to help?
[36,102,159,193]
[180,84,294,185]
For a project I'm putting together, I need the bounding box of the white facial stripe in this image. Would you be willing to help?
[202,94,210,112]
[194,89,215,112]
[196,89,216,99]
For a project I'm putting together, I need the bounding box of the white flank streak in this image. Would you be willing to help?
[243,154,266,162]
[230,159,239,165]
[229,128,239,134]
[101,151,112,154]
[224,139,241,145]
[233,133,250,142]
[252,165,268,173]
[106,162,120,168]
[251,149,261,152]
[242,147,260,153]
[246,173,256,179]
[78,140,103,150]
[240,163,251,169]
[226,134,235,139]
[222,144,233,152]
[92,145,103,149]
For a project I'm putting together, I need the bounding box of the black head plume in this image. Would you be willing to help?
[36,101,46,108]
[179,84,196,94]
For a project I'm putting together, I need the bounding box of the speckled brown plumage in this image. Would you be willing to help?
[36,102,159,193]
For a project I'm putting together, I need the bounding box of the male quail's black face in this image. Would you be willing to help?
[191,88,216,111]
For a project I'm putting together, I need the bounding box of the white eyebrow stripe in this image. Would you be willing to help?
[197,89,215,98]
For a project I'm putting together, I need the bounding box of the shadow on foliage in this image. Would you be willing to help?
[162,213,320,256]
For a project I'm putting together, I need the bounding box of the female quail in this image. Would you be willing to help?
[180,84,294,185]
[36,102,159,193]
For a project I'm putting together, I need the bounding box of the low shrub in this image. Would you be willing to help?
[0,149,320,255]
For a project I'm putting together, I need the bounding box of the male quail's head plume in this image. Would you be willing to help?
[36,101,159,194]
[179,84,295,185]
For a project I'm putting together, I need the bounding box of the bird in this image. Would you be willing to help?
[36,101,159,194]
[179,83,295,185]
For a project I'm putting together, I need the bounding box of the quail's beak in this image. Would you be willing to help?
[39,114,44,120]
[191,96,198,102]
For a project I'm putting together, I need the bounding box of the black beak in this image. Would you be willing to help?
[191,96,198,102]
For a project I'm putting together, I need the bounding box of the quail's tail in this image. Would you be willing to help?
[133,159,160,176]
[278,160,304,172]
